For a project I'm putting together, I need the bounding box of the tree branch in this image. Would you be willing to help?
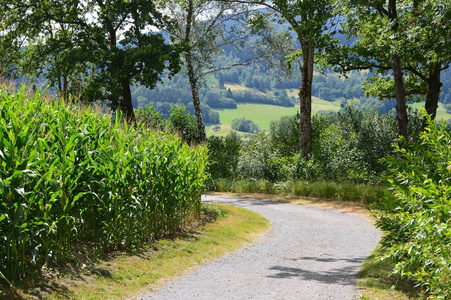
[197,56,263,79]
[406,63,428,82]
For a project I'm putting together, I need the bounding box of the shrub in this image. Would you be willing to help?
[267,104,416,183]
[237,132,289,182]
[168,105,202,144]
[135,102,165,130]
[207,132,241,180]
[269,115,299,157]
[377,116,451,298]
[231,118,259,133]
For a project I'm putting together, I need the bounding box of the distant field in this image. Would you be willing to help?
[206,124,233,137]
[407,102,451,121]
[207,99,341,137]
[224,83,260,93]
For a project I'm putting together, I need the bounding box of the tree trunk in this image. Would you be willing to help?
[186,52,207,143]
[423,61,442,129]
[58,74,62,94]
[63,75,68,101]
[299,39,314,158]
[184,0,206,143]
[388,0,408,141]
[121,79,136,123]
[392,54,408,140]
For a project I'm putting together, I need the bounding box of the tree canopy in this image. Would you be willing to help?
[0,0,181,122]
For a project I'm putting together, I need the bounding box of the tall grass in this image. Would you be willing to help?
[212,179,388,204]
[0,86,208,285]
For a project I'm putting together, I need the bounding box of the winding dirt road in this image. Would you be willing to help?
[140,195,381,300]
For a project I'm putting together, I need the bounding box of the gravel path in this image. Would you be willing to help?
[139,195,381,300]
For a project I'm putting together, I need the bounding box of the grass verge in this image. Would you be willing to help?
[1,203,270,300]
[211,178,389,206]
[209,192,374,220]
[358,246,420,300]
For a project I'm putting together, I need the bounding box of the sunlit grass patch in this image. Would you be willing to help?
[4,203,270,299]
[358,246,420,300]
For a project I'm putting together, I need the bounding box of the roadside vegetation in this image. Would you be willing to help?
[1,87,450,299]
[135,90,451,298]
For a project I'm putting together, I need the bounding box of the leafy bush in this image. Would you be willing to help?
[377,117,451,298]
[237,132,290,182]
[135,102,165,130]
[231,118,259,133]
[168,105,202,144]
[207,132,241,180]
[266,104,423,184]
[0,87,208,285]
[269,115,299,157]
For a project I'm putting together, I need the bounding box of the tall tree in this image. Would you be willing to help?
[0,0,180,122]
[332,0,409,139]
[161,0,272,142]
[402,0,451,128]
[237,0,334,157]
[327,0,451,137]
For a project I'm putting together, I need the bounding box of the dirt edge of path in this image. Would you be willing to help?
[207,192,376,221]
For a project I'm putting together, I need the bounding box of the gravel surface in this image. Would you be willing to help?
[139,195,381,300]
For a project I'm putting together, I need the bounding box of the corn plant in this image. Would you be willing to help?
[0,86,208,285]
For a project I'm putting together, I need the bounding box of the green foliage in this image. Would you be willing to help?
[232,90,293,107]
[0,87,208,285]
[310,105,400,182]
[237,132,291,182]
[269,115,299,157]
[135,103,165,130]
[210,103,424,188]
[231,118,259,133]
[1,0,181,120]
[266,104,423,183]
[207,132,241,180]
[377,116,451,298]
[168,105,202,144]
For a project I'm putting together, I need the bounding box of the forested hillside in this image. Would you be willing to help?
[132,40,451,126]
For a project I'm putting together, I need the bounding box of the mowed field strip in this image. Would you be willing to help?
[206,99,341,136]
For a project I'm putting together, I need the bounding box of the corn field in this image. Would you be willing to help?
[0,87,208,285]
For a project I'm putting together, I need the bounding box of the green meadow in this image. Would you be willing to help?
[207,98,341,136]
[206,98,451,137]
[407,101,451,121]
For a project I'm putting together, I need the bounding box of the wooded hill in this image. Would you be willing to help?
[131,41,451,126]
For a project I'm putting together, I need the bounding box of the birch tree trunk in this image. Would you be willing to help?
[184,0,207,143]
